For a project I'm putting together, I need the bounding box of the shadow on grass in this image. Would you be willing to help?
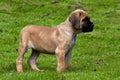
[40,66,55,71]
[0,62,16,73]
[0,61,100,73]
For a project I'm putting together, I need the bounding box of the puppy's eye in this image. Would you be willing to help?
[82,17,90,22]
[82,18,87,22]
[82,19,86,21]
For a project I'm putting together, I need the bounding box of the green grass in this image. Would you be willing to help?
[0,0,120,80]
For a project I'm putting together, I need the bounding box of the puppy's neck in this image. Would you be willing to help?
[58,20,75,37]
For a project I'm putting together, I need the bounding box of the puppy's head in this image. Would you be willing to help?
[69,9,94,33]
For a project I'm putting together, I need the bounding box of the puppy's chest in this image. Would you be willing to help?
[66,35,76,53]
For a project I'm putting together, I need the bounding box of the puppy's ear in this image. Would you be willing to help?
[69,13,80,30]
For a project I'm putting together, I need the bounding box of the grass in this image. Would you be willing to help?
[0,0,120,80]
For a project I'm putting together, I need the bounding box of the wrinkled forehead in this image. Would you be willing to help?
[72,9,89,18]
[72,9,87,14]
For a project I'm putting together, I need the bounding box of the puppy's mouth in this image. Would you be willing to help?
[82,22,94,32]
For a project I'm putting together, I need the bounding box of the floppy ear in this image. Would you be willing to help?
[69,13,80,30]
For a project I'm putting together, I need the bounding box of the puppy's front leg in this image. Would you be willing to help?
[65,51,72,70]
[55,48,65,72]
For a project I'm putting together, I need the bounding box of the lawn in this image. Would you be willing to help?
[0,0,120,80]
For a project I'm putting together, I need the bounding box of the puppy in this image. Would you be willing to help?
[16,9,94,72]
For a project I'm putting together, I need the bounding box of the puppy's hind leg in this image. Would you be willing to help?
[16,32,28,72]
[16,42,27,72]
[27,49,40,71]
